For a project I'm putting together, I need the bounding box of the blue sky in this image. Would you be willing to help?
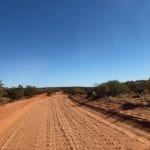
[0,0,150,87]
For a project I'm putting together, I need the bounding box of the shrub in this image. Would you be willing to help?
[95,80,129,97]
[0,80,5,98]
[125,81,145,94]
[47,91,52,96]
[6,85,24,100]
[85,90,97,99]
[6,85,38,100]
[0,86,5,98]
[24,86,38,98]
[95,83,109,97]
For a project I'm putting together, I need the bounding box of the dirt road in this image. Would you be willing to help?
[0,93,149,150]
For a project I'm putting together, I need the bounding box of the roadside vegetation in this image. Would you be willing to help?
[64,79,150,130]
[63,79,150,99]
[0,81,65,104]
[0,79,150,130]
[1,79,150,109]
[1,79,149,132]
[0,80,46,104]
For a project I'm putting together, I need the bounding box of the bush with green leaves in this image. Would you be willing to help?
[24,86,38,98]
[125,80,150,94]
[6,85,39,101]
[95,80,129,97]
[0,80,6,103]
[125,81,144,94]
[6,85,24,101]
[0,80,4,98]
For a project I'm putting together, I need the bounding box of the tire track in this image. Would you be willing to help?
[58,96,121,149]
[0,98,45,149]
[0,100,47,149]
[54,97,77,150]
[58,94,150,150]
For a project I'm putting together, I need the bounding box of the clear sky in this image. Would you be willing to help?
[0,0,150,87]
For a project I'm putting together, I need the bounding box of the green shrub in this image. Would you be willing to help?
[85,90,97,99]
[6,85,38,100]
[0,80,4,98]
[125,80,150,94]
[0,87,5,98]
[6,85,24,100]
[24,86,38,98]
[95,80,129,97]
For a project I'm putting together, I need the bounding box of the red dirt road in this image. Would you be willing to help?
[0,93,150,150]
